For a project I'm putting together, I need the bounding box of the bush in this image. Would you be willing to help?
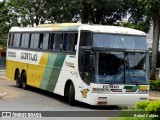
[136,101,150,110]
[150,80,160,91]
[110,101,160,120]
[145,101,160,116]
[136,101,160,120]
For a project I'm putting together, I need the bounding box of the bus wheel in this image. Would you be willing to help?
[21,72,28,90]
[15,73,21,88]
[69,83,75,106]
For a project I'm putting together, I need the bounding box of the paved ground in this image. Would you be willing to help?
[0,71,160,120]
[0,71,113,120]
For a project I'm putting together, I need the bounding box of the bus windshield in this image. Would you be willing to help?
[93,33,148,50]
[94,51,148,84]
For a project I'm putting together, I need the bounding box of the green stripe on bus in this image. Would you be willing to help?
[123,86,140,90]
[46,54,66,92]
[40,54,57,90]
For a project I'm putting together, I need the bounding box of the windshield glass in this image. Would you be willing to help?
[93,34,148,50]
[94,51,148,84]
[125,52,146,84]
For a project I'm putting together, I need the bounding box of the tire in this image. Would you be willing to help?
[15,72,21,88]
[21,72,28,90]
[69,83,75,106]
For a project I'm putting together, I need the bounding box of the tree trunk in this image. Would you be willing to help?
[150,17,160,80]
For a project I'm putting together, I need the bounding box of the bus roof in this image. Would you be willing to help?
[9,23,146,36]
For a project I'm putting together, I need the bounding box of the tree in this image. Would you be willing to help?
[0,0,9,46]
[81,0,127,25]
[8,0,48,26]
[120,0,151,33]
[45,0,81,23]
[138,0,160,80]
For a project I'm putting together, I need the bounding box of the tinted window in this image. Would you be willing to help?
[15,34,21,47]
[43,34,49,50]
[30,34,34,48]
[93,34,147,50]
[21,34,25,47]
[8,34,13,46]
[21,34,30,48]
[50,33,54,50]
[53,33,63,50]
[24,34,30,48]
[80,32,92,46]
[67,33,78,51]
[30,34,39,49]
[12,34,16,47]
[39,34,43,49]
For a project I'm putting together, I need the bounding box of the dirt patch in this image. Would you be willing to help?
[0,88,8,99]
[0,77,22,100]
[149,91,160,98]
[0,76,11,81]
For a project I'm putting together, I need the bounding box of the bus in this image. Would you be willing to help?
[6,23,149,106]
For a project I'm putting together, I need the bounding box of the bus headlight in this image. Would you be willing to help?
[92,88,110,93]
[137,89,149,93]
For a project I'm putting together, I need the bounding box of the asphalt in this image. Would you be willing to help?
[0,71,160,100]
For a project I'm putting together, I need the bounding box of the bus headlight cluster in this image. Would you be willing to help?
[137,89,149,93]
[92,88,110,93]
[98,97,107,100]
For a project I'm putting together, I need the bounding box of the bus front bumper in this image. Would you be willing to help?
[90,93,149,106]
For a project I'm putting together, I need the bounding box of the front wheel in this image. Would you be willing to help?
[21,72,28,90]
[69,83,75,106]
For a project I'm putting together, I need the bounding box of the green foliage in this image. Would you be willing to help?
[145,101,160,114]
[81,0,127,25]
[150,80,160,91]
[111,101,160,120]
[0,0,9,46]
[136,101,150,110]
[136,101,160,120]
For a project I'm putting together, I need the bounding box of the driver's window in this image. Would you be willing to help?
[82,51,91,84]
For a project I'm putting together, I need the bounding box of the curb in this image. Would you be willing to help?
[149,97,160,101]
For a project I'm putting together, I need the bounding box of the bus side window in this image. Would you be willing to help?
[12,34,16,47]
[50,33,54,50]
[63,33,68,51]
[39,34,43,49]
[30,34,34,49]
[34,34,39,49]
[43,33,49,50]
[8,34,12,47]
[21,34,25,48]
[30,34,39,49]
[66,33,75,51]
[54,33,63,51]
[24,34,30,48]
[15,34,21,47]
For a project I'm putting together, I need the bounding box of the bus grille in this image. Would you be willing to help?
[110,89,122,92]
[125,89,137,92]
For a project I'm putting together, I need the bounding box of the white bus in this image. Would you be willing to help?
[6,23,149,106]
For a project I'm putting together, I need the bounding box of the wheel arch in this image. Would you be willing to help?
[64,79,74,97]
[14,68,20,80]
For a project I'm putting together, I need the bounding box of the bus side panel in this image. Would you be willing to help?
[27,52,49,88]
[6,60,27,80]
[39,53,66,92]
[53,55,83,102]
